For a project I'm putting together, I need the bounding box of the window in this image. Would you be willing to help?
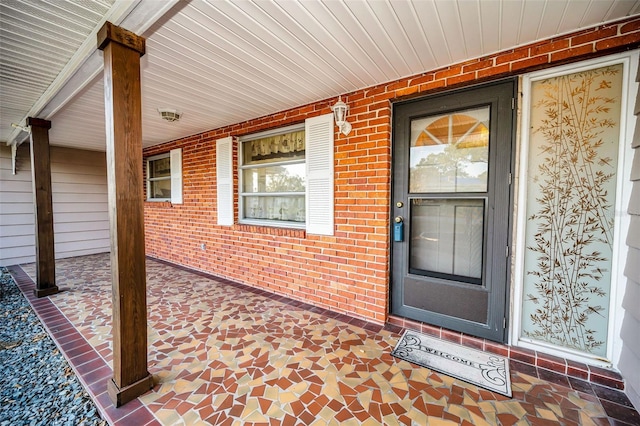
[518,59,626,359]
[146,148,182,203]
[216,113,334,234]
[147,154,171,200]
[239,125,306,227]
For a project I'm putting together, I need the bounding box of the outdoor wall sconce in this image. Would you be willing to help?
[158,108,182,122]
[332,96,352,136]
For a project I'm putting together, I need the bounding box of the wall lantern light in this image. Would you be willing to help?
[331,96,352,136]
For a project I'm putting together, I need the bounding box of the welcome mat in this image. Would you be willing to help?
[392,330,512,397]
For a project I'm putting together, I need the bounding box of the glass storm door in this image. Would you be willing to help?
[391,80,515,342]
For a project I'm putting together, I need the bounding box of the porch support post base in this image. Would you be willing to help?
[107,374,153,407]
[33,286,59,298]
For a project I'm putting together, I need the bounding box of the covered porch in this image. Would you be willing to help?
[8,254,637,425]
[2,0,640,422]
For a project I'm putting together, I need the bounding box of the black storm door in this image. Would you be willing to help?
[391,80,516,342]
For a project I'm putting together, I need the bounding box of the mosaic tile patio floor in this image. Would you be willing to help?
[12,254,640,425]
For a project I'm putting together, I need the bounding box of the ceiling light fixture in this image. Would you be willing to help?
[157,108,182,122]
[331,96,351,136]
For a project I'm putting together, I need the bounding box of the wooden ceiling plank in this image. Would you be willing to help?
[145,45,290,111]
[388,1,437,71]
[412,0,452,68]
[142,69,278,118]
[582,0,621,26]
[499,0,524,51]
[180,2,327,96]
[294,0,378,85]
[536,0,566,40]
[340,0,405,77]
[367,0,423,74]
[153,23,310,103]
[1,46,67,69]
[258,0,364,89]
[3,0,142,144]
[519,0,550,44]
[457,0,482,62]
[200,0,349,93]
[39,0,110,25]
[2,3,92,40]
[0,32,74,58]
[556,1,591,33]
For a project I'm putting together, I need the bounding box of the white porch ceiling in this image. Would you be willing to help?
[2,0,639,151]
[0,0,116,142]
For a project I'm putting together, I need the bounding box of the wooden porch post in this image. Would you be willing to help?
[28,117,59,298]
[97,22,152,407]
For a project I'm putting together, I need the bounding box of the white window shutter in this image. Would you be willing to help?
[216,136,234,226]
[305,113,334,235]
[170,148,182,204]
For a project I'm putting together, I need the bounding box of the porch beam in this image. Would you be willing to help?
[97,21,152,407]
[28,117,58,298]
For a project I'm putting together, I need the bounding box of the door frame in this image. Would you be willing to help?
[390,78,518,343]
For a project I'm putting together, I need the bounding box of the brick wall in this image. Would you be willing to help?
[143,17,640,324]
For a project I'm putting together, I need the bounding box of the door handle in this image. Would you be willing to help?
[394,216,404,241]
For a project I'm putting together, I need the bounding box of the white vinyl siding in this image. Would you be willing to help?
[618,52,640,411]
[0,144,110,266]
[0,144,34,263]
[216,137,234,226]
[305,113,334,236]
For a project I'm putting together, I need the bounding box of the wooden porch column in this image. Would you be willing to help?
[97,22,152,407]
[28,117,59,298]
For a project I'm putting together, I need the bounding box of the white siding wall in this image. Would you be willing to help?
[0,144,109,266]
[618,59,640,411]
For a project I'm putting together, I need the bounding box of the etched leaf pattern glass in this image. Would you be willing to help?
[521,64,622,357]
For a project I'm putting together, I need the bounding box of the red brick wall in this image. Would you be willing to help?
[143,17,640,324]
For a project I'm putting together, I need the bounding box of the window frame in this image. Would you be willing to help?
[146,153,172,202]
[238,123,306,228]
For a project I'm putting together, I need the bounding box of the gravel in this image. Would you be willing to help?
[0,267,107,426]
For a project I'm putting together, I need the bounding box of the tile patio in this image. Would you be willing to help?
[9,254,640,425]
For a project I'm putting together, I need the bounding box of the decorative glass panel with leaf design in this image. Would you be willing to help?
[521,63,622,357]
